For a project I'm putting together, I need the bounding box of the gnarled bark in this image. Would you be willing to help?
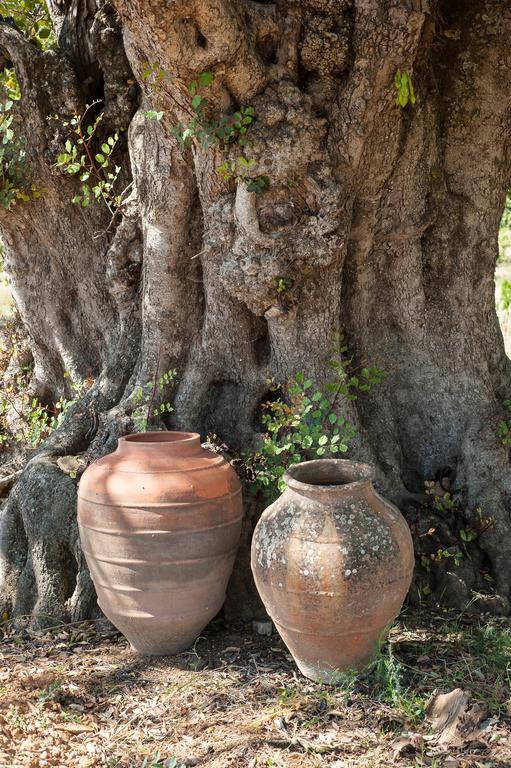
[2,0,511,627]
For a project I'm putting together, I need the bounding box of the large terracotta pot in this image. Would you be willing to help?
[251,459,414,682]
[78,432,243,655]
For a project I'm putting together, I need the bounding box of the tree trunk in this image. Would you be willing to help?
[2,0,511,627]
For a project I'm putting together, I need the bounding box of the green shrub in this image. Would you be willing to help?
[245,337,385,500]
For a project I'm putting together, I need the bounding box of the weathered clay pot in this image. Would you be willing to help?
[78,432,243,655]
[251,459,414,682]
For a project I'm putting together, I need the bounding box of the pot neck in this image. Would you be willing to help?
[283,459,375,501]
[116,431,202,457]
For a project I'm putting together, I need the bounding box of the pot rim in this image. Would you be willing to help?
[116,431,202,454]
[120,431,200,444]
[284,458,375,495]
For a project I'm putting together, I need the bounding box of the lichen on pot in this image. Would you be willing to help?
[251,458,414,683]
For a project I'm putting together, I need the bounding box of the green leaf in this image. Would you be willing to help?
[198,71,214,87]
[95,153,105,163]
[145,110,164,121]
[141,62,157,80]
[191,94,202,110]
[246,176,269,193]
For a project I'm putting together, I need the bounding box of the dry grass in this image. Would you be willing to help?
[0,609,510,768]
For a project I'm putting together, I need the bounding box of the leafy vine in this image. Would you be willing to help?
[53,103,127,220]
[0,100,40,209]
[141,65,268,192]
[244,336,386,501]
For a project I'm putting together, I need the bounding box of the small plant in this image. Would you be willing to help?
[374,644,402,704]
[53,103,125,218]
[50,372,94,431]
[132,368,176,432]
[216,156,269,193]
[0,380,55,447]
[145,109,165,122]
[246,336,385,500]
[373,645,425,722]
[419,485,495,590]
[276,685,297,705]
[141,66,267,194]
[432,546,463,568]
[275,276,293,294]
[172,91,255,150]
[0,1,56,50]
[142,66,256,150]
[0,100,39,209]
[141,60,175,122]
[0,370,94,447]
[394,69,416,108]
[424,482,455,512]
[37,680,62,705]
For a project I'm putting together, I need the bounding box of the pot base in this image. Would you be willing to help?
[107,609,213,656]
[275,620,383,683]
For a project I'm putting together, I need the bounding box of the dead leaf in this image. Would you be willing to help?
[55,723,95,734]
[57,455,86,476]
[425,688,488,747]
[391,732,424,761]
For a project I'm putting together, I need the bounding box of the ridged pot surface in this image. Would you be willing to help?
[78,432,242,655]
[251,459,414,683]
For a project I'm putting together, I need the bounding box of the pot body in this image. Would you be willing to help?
[251,459,414,682]
[78,432,242,655]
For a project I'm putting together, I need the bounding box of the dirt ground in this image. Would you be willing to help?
[0,609,510,768]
